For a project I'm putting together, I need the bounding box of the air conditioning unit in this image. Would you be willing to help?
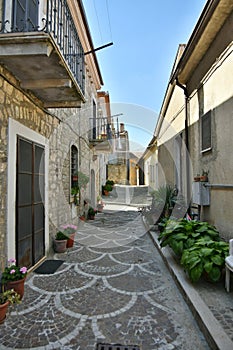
[192,182,210,206]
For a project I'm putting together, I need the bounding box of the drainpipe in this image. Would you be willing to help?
[175,79,191,213]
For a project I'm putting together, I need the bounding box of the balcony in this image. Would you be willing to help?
[89,117,114,152]
[0,0,85,108]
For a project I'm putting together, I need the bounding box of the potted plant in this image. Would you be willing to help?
[97,195,105,212]
[194,174,201,182]
[87,206,97,220]
[71,186,79,205]
[53,231,68,253]
[200,170,209,182]
[103,184,112,196]
[1,258,28,299]
[60,224,78,248]
[0,287,21,324]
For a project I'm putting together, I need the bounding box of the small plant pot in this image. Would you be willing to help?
[194,176,200,182]
[200,176,208,182]
[53,239,67,253]
[0,301,9,324]
[97,205,104,213]
[66,233,75,248]
[88,215,95,220]
[6,278,26,300]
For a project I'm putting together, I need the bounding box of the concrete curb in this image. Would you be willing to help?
[143,220,233,350]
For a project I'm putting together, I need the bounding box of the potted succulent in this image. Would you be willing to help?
[60,224,78,248]
[53,231,68,253]
[0,287,21,324]
[1,258,28,299]
[87,206,97,220]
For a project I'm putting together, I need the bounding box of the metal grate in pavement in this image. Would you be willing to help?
[96,344,140,350]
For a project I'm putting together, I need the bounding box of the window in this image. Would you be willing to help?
[201,110,212,152]
[71,145,78,188]
[12,0,39,32]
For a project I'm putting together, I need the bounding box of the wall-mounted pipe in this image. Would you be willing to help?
[204,183,233,189]
[175,78,191,209]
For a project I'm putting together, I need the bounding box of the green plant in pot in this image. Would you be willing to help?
[181,239,229,283]
[87,206,97,219]
[103,184,112,195]
[1,258,28,299]
[60,224,77,248]
[54,230,68,253]
[71,186,79,205]
[0,287,21,324]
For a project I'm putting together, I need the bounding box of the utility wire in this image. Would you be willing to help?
[106,0,113,42]
[93,0,103,43]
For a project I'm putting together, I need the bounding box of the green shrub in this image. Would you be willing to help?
[158,218,220,257]
[181,239,229,283]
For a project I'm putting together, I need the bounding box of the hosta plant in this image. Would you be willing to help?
[181,239,229,283]
[158,218,220,258]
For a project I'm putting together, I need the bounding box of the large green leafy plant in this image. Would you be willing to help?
[181,239,229,283]
[158,219,220,257]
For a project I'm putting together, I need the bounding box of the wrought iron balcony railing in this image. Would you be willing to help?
[0,0,85,95]
[89,118,113,142]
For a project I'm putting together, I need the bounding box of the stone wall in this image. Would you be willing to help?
[0,66,59,269]
[107,164,128,185]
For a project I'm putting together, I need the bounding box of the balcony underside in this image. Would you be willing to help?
[89,139,113,153]
[0,33,85,108]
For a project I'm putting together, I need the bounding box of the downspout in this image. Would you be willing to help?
[175,78,191,213]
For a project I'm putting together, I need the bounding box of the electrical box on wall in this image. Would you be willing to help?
[192,182,210,206]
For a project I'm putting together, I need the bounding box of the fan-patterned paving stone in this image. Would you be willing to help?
[97,295,208,350]
[107,265,161,293]
[57,246,103,263]
[78,255,130,276]
[59,279,132,316]
[0,209,211,349]
[32,264,94,293]
[111,247,155,265]
[0,295,81,349]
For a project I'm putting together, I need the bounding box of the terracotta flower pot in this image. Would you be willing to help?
[6,278,25,300]
[66,233,75,248]
[0,301,9,324]
[194,176,200,182]
[200,175,208,182]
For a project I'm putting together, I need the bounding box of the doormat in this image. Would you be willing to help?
[96,344,140,350]
[34,260,64,274]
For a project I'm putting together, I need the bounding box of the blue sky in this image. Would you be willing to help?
[82,0,207,150]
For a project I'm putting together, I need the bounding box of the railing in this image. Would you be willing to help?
[89,118,113,141]
[0,0,85,95]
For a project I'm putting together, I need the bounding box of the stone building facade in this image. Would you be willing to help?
[0,0,108,270]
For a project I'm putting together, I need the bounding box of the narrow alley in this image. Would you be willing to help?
[0,207,210,350]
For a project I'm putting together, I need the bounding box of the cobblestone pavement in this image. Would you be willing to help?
[0,208,210,350]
